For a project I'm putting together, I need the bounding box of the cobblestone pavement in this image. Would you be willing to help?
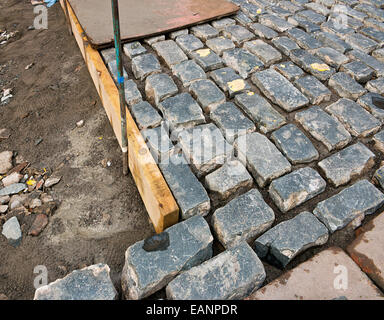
[98,0,384,300]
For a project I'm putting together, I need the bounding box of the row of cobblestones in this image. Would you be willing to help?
[98,0,384,300]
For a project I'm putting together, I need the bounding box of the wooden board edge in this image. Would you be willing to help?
[60,0,179,233]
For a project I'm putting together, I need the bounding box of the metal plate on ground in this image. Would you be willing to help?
[68,0,239,48]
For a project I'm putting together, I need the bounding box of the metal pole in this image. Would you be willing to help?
[111,0,129,175]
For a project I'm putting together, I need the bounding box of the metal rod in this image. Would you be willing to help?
[111,0,129,175]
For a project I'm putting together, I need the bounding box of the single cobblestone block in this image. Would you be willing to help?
[373,48,384,62]
[249,23,278,40]
[248,247,384,299]
[332,3,367,20]
[325,98,380,137]
[357,93,384,123]
[145,73,178,105]
[271,124,319,164]
[310,47,349,69]
[172,60,206,87]
[254,212,329,268]
[280,0,303,13]
[355,3,384,22]
[223,25,255,46]
[319,142,375,187]
[141,124,174,162]
[234,11,253,26]
[290,49,335,81]
[328,72,367,99]
[271,36,300,56]
[241,2,265,21]
[347,213,384,291]
[259,14,294,32]
[366,78,384,94]
[321,19,355,39]
[252,68,309,112]
[348,49,384,77]
[212,189,275,248]
[210,67,251,97]
[243,40,282,66]
[189,79,226,112]
[360,27,384,46]
[175,34,204,54]
[374,130,384,153]
[314,180,384,233]
[287,28,322,50]
[100,48,116,63]
[235,92,286,133]
[166,242,266,300]
[131,101,162,130]
[234,132,292,187]
[205,160,253,200]
[34,264,117,300]
[211,18,236,31]
[206,37,235,56]
[288,14,321,33]
[272,61,304,81]
[373,166,384,189]
[344,33,378,54]
[305,2,329,15]
[314,31,352,53]
[158,93,205,136]
[169,29,188,39]
[131,53,161,81]
[294,75,331,104]
[121,215,213,299]
[365,18,384,32]
[222,48,264,79]
[210,102,256,143]
[1,216,21,247]
[295,106,351,151]
[152,40,188,68]
[123,41,146,59]
[268,5,294,18]
[340,60,375,83]
[124,80,142,106]
[190,48,224,71]
[191,24,220,40]
[144,35,165,45]
[269,168,326,212]
[178,123,232,177]
[298,9,326,24]
[107,60,129,82]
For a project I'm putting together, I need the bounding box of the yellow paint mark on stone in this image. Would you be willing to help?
[257,8,262,14]
[247,91,255,96]
[196,49,211,57]
[310,63,330,72]
[280,64,286,68]
[228,79,246,92]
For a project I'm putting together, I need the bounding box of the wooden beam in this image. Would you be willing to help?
[60,0,179,233]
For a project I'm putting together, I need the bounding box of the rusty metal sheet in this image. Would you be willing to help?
[68,0,239,48]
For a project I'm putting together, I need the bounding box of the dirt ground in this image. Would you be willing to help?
[0,0,154,300]
[1,0,383,301]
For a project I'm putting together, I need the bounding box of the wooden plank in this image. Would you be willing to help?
[68,0,239,48]
[60,0,179,233]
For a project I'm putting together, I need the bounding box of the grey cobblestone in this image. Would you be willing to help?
[287,28,323,50]
[121,215,213,299]
[175,34,204,54]
[374,129,384,153]
[357,93,384,122]
[211,18,236,31]
[328,72,367,99]
[313,179,384,233]
[288,14,321,33]
[189,79,226,112]
[191,24,219,41]
[124,80,142,106]
[373,166,384,189]
[294,75,332,104]
[234,11,253,26]
[271,36,300,56]
[223,25,255,45]
[235,92,286,133]
[152,40,188,68]
[190,48,224,71]
[210,67,251,97]
[254,211,329,268]
[345,33,379,54]
[314,31,352,53]
[373,48,384,62]
[131,53,161,81]
[271,124,319,164]
[272,61,305,81]
[249,23,278,40]
[269,167,326,212]
[166,242,266,300]
[340,61,375,83]
[123,41,147,59]
[310,47,349,69]
[243,40,282,66]
[241,3,265,21]
[131,101,162,130]
[234,132,292,187]
[259,14,294,32]
[141,123,174,162]
[325,98,380,137]
[318,142,375,187]
[305,2,330,15]
[145,73,178,105]
[297,9,327,24]
[360,27,384,46]
[206,37,235,56]
[169,29,188,40]
[212,189,275,248]
[144,35,165,45]
[347,49,384,77]
[222,48,264,79]
[172,60,206,87]
[205,160,253,200]
[252,68,309,112]
[321,19,355,39]
[210,102,256,143]
[295,106,352,151]
[366,77,384,94]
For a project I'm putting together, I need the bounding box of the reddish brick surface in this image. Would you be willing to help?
[347,212,384,291]
[247,247,383,300]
